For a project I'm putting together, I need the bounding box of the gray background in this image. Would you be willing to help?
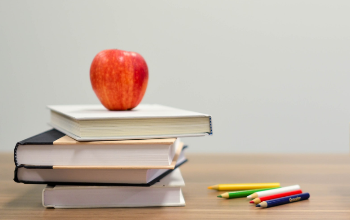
[1,0,349,153]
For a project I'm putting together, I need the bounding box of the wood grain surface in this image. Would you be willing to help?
[1,153,350,220]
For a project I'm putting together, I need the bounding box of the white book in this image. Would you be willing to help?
[48,104,212,141]
[42,169,186,208]
[15,148,187,185]
[16,135,182,167]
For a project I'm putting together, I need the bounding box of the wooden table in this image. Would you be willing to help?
[1,153,350,219]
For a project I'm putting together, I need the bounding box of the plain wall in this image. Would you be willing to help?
[1,0,350,153]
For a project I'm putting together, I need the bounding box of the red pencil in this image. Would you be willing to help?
[249,190,303,204]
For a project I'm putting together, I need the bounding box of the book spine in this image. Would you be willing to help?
[13,165,54,183]
[14,129,65,167]
[209,116,213,135]
[13,166,19,183]
[14,143,20,167]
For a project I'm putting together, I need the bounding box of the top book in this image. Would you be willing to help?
[48,104,212,141]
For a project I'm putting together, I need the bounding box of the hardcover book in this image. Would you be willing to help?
[48,104,212,141]
[14,147,187,186]
[42,169,186,208]
[14,129,183,168]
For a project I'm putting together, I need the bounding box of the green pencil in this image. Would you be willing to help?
[217,187,280,199]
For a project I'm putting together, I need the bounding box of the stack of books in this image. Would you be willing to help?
[13,104,212,208]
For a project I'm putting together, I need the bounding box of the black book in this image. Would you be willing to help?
[14,129,187,186]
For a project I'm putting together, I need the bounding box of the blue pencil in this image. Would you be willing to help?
[256,193,310,208]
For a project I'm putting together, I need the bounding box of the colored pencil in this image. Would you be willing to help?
[250,190,302,204]
[256,193,310,208]
[247,185,300,199]
[218,187,280,199]
[208,183,280,191]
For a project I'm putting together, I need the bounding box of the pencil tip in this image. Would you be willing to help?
[208,186,213,189]
[256,204,261,207]
[217,195,222,198]
[247,195,252,199]
[249,201,254,204]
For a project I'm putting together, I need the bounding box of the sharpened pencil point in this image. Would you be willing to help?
[208,185,219,190]
[247,195,252,199]
[256,204,261,207]
[217,195,222,198]
[249,201,254,204]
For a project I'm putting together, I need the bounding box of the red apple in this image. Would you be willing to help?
[90,49,149,110]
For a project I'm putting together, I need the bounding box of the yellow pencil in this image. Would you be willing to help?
[208,183,280,191]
